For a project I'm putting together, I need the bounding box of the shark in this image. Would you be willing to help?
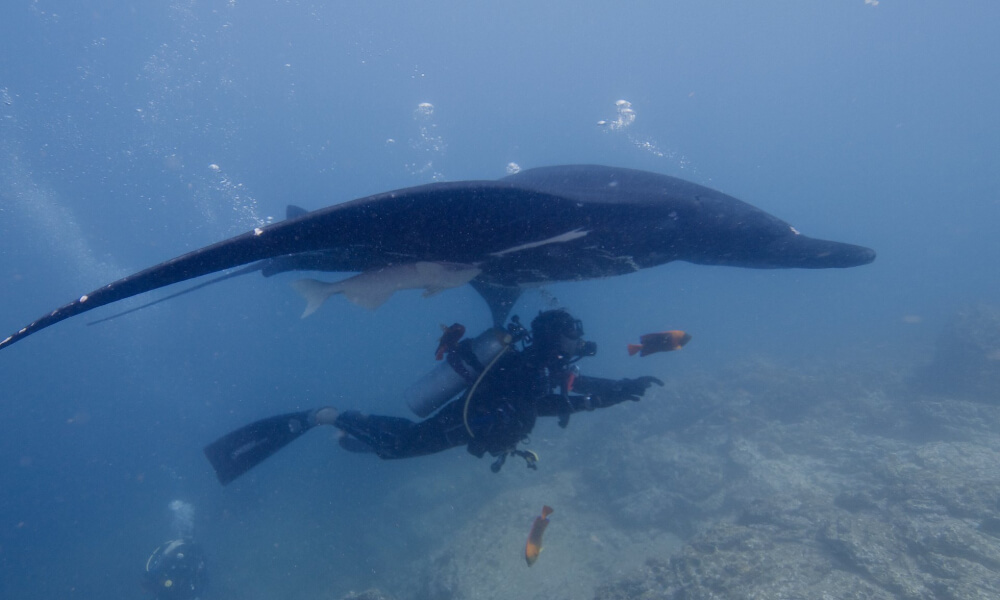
[0,164,875,351]
[291,262,482,316]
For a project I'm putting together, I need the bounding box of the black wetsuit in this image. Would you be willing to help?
[333,348,637,460]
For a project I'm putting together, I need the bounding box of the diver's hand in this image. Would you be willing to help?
[618,376,664,401]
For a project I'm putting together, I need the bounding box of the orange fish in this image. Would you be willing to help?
[627,330,691,357]
[435,323,465,360]
[525,505,553,566]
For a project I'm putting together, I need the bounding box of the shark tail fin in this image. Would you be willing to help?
[290,279,342,318]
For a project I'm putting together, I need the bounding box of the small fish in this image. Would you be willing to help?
[525,505,553,566]
[564,365,579,392]
[627,330,691,357]
[435,323,465,360]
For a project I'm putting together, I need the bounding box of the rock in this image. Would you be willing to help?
[917,304,1000,402]
[339,590,394,600]
[417,473,681,600]
[579,426,729,537]
[592,360,1000,600]
[874,442,1000,518]
[595,521,895,600]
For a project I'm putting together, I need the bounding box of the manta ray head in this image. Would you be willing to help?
[680,222,877,270]
[748,232,877,269]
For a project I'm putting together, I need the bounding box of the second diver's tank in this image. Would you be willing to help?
[405,327,511,417]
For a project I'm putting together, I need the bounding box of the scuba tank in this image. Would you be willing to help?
[405,327,512,417]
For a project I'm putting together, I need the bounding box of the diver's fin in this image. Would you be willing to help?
[290,278,341,318]
[286,204,309,219]
[469,280,521,327]
[87,264,264,326]
[203,410,318,485]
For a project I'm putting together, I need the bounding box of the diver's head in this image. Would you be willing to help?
[529,309,596,366]
[143,539,206,600]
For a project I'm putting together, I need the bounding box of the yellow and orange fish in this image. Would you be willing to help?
[435,323,466,360]
[627,330,691,357]
[525,505,553,566]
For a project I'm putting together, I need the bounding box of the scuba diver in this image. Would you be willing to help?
[142,501,207,600]
[143,539,207,600]
[204,309,664,484]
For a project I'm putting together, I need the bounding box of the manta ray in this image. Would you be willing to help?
[0,165,875,351]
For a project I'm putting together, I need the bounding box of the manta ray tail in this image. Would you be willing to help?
[87,264,263,326]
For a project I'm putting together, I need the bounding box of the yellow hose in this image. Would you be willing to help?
[462,338,511,438]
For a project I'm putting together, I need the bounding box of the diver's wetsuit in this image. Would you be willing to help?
[333,347,641,460]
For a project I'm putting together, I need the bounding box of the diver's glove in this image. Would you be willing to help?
[617,376,664,401]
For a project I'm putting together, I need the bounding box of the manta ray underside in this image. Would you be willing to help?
[0,165,875,351]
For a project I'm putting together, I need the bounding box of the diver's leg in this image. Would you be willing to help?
[311,408,376,453]
[333,402,470,460]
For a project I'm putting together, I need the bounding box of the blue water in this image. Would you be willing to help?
[1,2,998,599]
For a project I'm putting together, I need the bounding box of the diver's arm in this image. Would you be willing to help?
[534,390,631,416]
[573,375,663,402]
[535,375,664,416]
[570,375,622,397]
[578,374,664,406]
